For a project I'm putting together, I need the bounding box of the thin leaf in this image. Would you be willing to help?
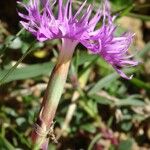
[116,99,145,107]
[0,135,16,150]
[128,13,150,21]
[0,41,36,85]
[0,62,54,84]
[137,42,150,58]
[89,68,137,95]
[90,94,114,105]
[130,78,150,91]
[77,51,98,66]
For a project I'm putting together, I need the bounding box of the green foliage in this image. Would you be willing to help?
[0,62,54,84]
[118,139,133,150]
[0,0,150,149]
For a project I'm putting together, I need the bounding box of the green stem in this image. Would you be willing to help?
[88,134,101,150]
[128,12,150,21]
[31,39,77,149]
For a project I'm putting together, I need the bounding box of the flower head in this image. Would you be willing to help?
[18,0,138,79]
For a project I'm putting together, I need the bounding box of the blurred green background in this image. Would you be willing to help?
[0,0,150,149]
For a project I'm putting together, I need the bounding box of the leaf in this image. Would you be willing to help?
[80,124,96,133]
[0,135,15,150]
[90,94,145,107]
[1,106,18,117]
[137,42,150,58]
[121,121,133,131]
[89,73,118,95]
[89,68,137,95]
[78,57,98,78]
[9,127,31,148]
[116,98,145,107]
[128,13,150,21]
[0,41,36,85]
[7,37,22,49]
[0,29,25,55]
[79,64,92,88]
[88,134,101,150]
[79,100,97,119]
[90,94,113,105]
[118,139,133,150]
[120,5,134,16]
[130,78,150,91]
[0,62,54,84]
[76,51,98,66]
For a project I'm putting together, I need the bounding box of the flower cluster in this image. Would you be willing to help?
[18,0,138,79]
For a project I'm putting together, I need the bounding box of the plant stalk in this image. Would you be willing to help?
[31,39,77,149]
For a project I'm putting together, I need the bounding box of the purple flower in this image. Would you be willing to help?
[18,0,138,79]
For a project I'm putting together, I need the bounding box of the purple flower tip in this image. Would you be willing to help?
[18,0,138,79]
